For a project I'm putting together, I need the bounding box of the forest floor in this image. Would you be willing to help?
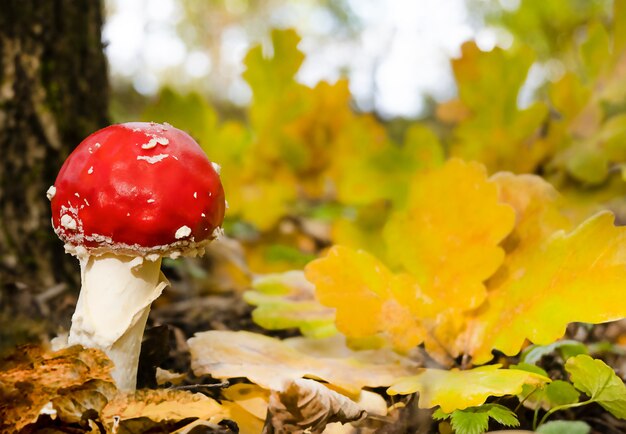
[2,241,626,434]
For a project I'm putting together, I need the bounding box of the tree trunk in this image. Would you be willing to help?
[0,0,109,351]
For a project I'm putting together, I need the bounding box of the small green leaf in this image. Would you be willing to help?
[432,408,450,421]
[449,409,489,434]
[516,379,580,411]
[251,271,304,296]
[536,420,591,434]
[544,380,580,406]
[565,354,626,419]
[483,404,519,427]
[521,340,588,365]
[442,405,519,434]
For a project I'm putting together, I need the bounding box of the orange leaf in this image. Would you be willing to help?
[305,246,431,352]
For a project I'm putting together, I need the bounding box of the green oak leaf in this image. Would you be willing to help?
[244,271,337,338]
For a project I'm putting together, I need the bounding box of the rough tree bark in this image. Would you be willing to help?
[0,0,109,349]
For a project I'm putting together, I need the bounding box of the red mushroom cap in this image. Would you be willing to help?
[50,122,225,258]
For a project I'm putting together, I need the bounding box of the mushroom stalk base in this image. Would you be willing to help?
[68,253,168,391]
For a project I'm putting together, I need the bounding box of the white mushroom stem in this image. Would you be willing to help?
[67,253,168,391]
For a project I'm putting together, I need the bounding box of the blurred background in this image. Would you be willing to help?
[105,0,591,119]
[106,0,505,119]
[1,0,624,356]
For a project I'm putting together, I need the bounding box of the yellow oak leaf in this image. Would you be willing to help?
[446,42,550,173]
[436,98,471,124]
[331,201,391,260]
[305,245,433,352]
[142,87,219,146]
[281,80,354,191]
[223,383,269,421]
[307,167,626,364]
[384,159,515,310]
[387,365,549,413]
[487,172,572,287]
[556,167,626,227]
[335,124,443,208]
[222,384,268,434]
[548,73,591,126]
[540,16,626,190]
[222,409,265,434]
[234,173,299,231]
[243,28,304,104]
[331,115,393,205]
[580,21,612,80]
[465,211,626,364]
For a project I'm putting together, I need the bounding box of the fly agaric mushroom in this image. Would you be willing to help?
[49,122,225,391]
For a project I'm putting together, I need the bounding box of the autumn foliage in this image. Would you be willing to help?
[3,1,626,433]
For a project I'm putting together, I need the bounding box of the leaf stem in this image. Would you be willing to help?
[537,398,595,428]
[515,386,540,412]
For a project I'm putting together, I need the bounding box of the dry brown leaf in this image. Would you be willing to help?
[155,367,187,386]
[0,345,115,433]
[220,380,388,434]
[52,379,117,423]
[101,388,229,427]
[322,389,390,434]
[264,378,365,434]
[189,330,420,395]
[173,419,240,433]
[284,334,417,367]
